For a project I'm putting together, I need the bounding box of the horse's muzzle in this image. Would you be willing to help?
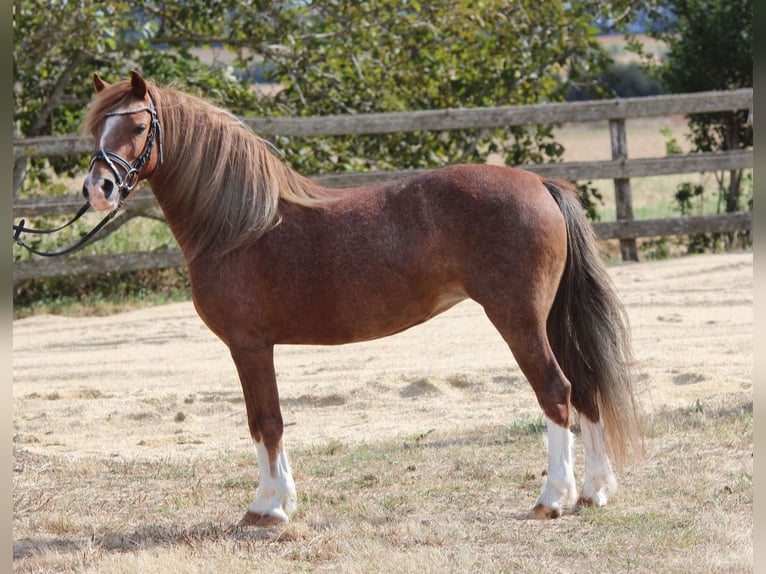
[82,177,118,211]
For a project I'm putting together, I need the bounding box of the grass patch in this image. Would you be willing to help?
[13,398,752,572]
[13,266,192,319]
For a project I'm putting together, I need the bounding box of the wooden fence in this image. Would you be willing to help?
[13,89,753,281]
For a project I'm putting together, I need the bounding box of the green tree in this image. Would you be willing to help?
[642,0,753,217]
[214,0,632,176]
[12,0,258,196]
[14,1,644,194]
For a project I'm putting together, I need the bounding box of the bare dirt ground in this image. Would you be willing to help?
[11,251,753,573]
[13,251,752,461]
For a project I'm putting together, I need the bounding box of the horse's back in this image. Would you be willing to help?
[334,163,565,250]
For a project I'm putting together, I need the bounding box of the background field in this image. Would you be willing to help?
[13,252,753,573]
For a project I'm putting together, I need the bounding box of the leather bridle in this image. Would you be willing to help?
[13,95,164,257]
[88,96,164,204]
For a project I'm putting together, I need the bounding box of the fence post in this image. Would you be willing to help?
[13,121,27,198]
[609,118,639,262]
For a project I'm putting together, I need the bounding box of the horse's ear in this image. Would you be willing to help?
[130,70,147,99]
[93,73,109,93]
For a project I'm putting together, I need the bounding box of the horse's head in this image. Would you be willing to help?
[82,70,163,212]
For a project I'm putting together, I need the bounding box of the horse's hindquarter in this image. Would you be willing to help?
[191,165,566,346]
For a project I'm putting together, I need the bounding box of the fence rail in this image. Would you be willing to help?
[13,89,753,158]
[13,89,753,281]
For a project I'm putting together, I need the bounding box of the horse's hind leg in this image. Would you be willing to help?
[229,343,297,525]
[578,415,617,508]
[481,304,578,518]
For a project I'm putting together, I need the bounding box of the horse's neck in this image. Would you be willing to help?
[145,165,202,261]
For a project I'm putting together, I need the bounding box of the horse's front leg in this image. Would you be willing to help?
[229,342,297,525]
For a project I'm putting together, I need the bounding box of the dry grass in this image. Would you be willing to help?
[13,395,752,573]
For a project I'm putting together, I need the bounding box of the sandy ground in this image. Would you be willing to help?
[12,252,752,461]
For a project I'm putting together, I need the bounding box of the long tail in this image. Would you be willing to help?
[543,178,643,468]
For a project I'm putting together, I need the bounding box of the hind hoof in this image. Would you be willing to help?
[574,497,596,512]
[239,511,287,528]
[531,503,562,519]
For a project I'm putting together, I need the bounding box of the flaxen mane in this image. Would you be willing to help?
[83,79,333,261]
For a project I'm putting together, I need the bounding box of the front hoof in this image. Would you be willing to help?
[239,510,288,528]
[531,503,562,519]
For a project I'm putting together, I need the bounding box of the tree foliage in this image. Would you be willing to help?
[638,0,752,215]
[14,1,643,193]
[13,0,255,193]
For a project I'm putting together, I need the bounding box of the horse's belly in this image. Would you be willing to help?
[277,287,467,345]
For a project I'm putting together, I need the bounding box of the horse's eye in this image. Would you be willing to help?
[134,124,147,136]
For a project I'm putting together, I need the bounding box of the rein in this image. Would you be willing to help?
[13,96,163,258]
[13,205,124,257]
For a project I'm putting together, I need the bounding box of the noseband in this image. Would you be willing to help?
[89,95,164,204]
[12,95,164,257]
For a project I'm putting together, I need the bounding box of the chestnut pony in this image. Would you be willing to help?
[82,71,641,524]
